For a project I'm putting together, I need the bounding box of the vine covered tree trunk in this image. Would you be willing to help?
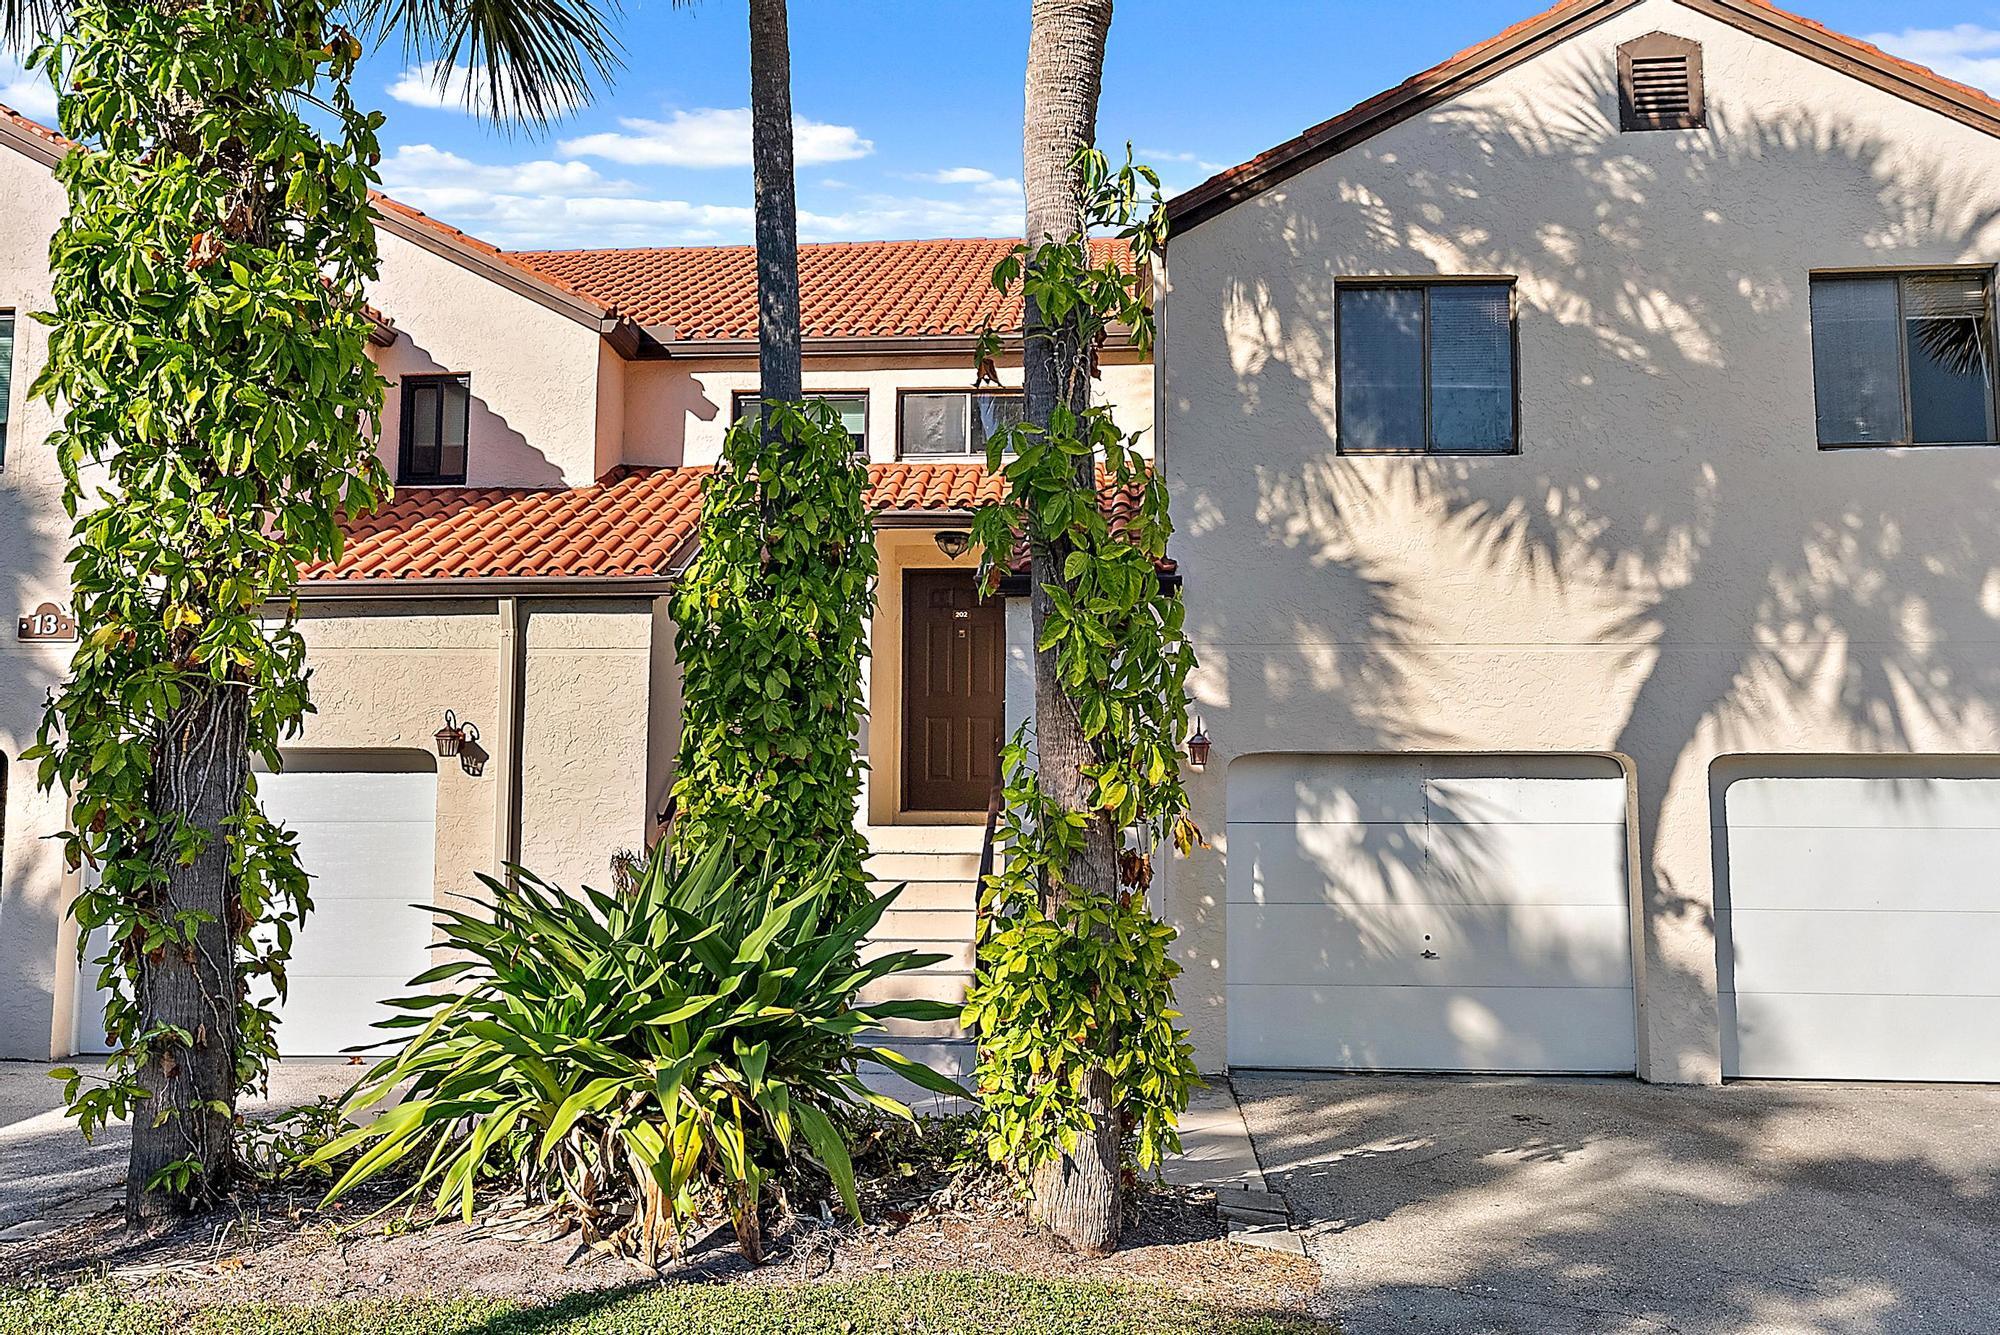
[1021,0,1122,1255]
[128,681,249,1225]
[749,0,804,417]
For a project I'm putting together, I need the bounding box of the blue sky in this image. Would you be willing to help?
[6,0,2000,250]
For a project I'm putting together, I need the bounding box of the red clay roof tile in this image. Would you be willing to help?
[304,463,1158,583]
[511,238,1132,340]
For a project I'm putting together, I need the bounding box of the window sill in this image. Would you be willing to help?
[1817,440,2000,451]
[1336,447,1521,457]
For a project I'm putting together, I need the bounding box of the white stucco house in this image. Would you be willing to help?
[0,100,1150,1069]
[1156,0,2000,1085]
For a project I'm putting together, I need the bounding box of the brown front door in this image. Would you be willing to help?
[903,570,1005,812]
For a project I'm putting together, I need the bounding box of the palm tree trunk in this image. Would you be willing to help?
[749,0,803,422]
[1021,0,1121,1256]
[128,678,248,1227]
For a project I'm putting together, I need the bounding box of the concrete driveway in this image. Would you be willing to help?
[1235,1074,2000,1335]
[0,1059,361,1237]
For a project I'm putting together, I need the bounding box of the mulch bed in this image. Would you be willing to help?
[0,1124,1317,1322]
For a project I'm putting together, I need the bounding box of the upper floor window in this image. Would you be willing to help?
[729,390,868,450]
[0,311,15,468]
[399,373,470,485]
[1810,271,1997,448]
[898,389,1024,459]
[1337,281,1517,454]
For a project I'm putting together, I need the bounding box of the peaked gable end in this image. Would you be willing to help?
[1167,0,2000,234]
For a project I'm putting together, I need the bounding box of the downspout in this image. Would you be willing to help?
[493,597,525,877]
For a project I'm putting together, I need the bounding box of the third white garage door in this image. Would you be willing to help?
[1227,753,1635,1072]
[1718,763,2000,1082]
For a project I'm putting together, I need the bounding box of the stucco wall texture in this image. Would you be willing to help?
[619,352,1155,469]
[0,140,82,1058]
[1158,0,2000,1081]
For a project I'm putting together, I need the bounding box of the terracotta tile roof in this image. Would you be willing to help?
[1166,0,2000,231]
[0,99,67,162]
[302,467,707,582]
[510,238,1134,340]
[305,463,1160,584]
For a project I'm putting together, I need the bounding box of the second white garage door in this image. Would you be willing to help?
[75,754,437,1057]
[1719,764,2000,1082]
[1227,754,1635,1072]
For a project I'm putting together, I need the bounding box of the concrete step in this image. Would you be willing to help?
[874,907,976,943]
[870,880,978,912]
[858,1037,976,1114]
[862,938,976,973]
[865,851,983,882]
[862,824,985,855]
[858,970,972,1008]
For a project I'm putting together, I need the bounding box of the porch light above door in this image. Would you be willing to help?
[933,530,972,560]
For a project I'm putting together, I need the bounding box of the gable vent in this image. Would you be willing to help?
[1619,33,1705,132]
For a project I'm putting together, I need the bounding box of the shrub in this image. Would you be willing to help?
[313,843,963,1265]
[670,401,876,912]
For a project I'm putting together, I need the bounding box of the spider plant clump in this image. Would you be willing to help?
[312,843,964,1265]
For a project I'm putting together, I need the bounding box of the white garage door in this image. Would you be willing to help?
[1227,754,1635,1072]
[77,755,437,1057]
[1719,767,2000,1082]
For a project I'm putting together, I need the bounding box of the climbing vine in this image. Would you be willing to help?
[669,400,876,908]
[26,0,388,1210]
[962,151,1202,1176]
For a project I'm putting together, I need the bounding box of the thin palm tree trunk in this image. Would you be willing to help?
[128,679,248,1227]
[1021,0,1122,1256]
[749,0,804,420]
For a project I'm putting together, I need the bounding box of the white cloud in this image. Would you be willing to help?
[560,107,872,168]
[1,52,57,122]
[375,144,751,249]
[385,60,584,116]
[1139,146,1228,173]
[798,190,1022,242]
[924,166,999,185]
[1865,24,2000,92]
[378,143,634,198]
[911,166,1023,199]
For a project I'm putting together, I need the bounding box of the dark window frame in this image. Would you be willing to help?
[1334,276,1522,457]
[0,309,15,470]
[1810,265,2000,450]
[1618,32,1706,132]
[398,372,471,486]
[894,387,1029,460]
[728,388,871,450]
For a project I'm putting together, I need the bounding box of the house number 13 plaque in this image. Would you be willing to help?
[17,603,79,643]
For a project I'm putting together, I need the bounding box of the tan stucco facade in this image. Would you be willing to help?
[619,350,1153,469]
[1157,0,2000,1081]
[0,135,81,1058]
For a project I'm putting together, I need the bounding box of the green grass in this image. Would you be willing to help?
[0,1272,1322,1335]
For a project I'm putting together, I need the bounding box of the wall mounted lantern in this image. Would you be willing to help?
[434,710,467,758]
[435,710,486,775]
[933,530,972,560]
[1185,718,1212,771]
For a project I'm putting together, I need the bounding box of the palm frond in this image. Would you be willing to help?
[357,0,624,128]
[1,0,68,63]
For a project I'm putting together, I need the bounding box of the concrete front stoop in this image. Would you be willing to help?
[858,826,983,1113]
[1163,1076,1305,1255]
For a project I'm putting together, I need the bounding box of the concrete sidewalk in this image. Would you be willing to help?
[1235,1073,2000,1335]
[0,1059,361,1237]
[1162,1078,1304,1254]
